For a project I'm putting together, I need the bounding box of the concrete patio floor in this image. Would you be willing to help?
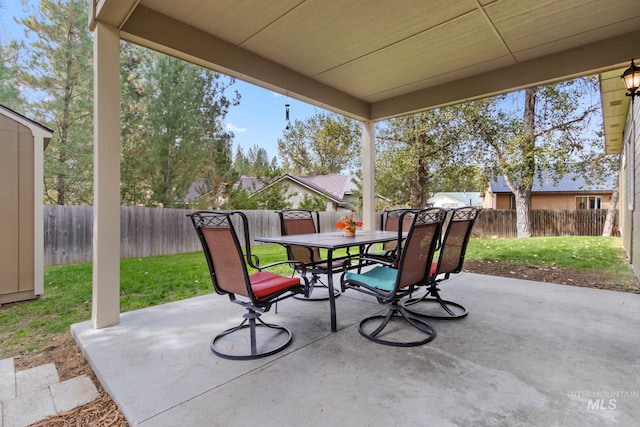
[71,273,640,426]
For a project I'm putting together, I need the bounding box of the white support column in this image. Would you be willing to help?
[362,120,376,230]
[92,22,121,329]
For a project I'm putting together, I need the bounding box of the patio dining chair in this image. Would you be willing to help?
[364,208,413,263]
[403,206,480,319]
[340,208,447,347]
[189,210,309,360]
[277,209,348,300]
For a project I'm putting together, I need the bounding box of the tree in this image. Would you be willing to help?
[278,112,361,175]
[120,42,149,205]
[195,69,240,208]
[18,0,93,205]
[223,187,258,210]
[252,182,294,210]
[431,163,485,193]
[602,155,620,237]
[119,47,239,207]
[299,194,328,211]
[0,40,25,111]
[233,144,280,178]
[462,78,609,237]
[376,109,464,208]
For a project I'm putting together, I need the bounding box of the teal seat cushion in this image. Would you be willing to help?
[345,266,397,292]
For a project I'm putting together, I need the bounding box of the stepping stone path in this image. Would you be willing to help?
[0,357,98,427]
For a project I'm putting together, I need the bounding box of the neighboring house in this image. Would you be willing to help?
[429,192,483,208]
[483,172,616,210]
[245,173,360,212]
[184,179,227,207]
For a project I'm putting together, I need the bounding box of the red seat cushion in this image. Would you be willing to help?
[250,271,301,298]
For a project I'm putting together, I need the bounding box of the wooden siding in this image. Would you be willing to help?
[492,192,612,210]
[631,99,640,277]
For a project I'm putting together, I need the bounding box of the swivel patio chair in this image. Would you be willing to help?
[364,208,413,263]
[189,210,309,360]
[277,209,348,301]
[403,206,480,319]
[341,208,447,347]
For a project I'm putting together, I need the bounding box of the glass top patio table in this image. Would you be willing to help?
[255,230,401,332]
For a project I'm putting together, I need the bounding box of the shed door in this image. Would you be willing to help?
[0,116,35,303]
[0,118,20,296]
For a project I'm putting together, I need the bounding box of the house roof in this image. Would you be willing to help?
[184,179,209,201]
[430,192,484,206]
[294,174,358,201]
[94,1,640,127]
[489,172,616,194]
[237,176,264,192]
[246,173,358,205]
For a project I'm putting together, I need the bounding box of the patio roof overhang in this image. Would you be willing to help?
[89,0,640,327]
[93,0,640,124]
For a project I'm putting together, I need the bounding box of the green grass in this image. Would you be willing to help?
[0,236,633,358]
[465,236,630,273]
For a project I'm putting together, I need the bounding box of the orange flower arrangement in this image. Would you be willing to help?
[336,214,363,232]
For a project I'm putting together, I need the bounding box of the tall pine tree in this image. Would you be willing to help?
[18,0,93,205]
[120,47,239,207]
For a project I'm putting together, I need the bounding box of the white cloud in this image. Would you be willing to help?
[226,123,247,132]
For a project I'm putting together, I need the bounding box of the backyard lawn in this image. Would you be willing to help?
[0,236,636,359]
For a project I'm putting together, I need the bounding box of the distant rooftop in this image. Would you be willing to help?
[489,171,616,193]
[430,192,483,206]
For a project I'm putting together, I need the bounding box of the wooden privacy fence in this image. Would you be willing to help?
[44,206,618,266]
[44,206,356,266]
[471,209,618,238]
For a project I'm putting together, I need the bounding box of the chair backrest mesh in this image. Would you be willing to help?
[437,207,479,275]
[396,209,446,289]
[279,211,322,263]
[190,211,252,298]
[381,209,413,252]
[201,227,249,297]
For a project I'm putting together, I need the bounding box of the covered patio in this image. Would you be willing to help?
[89,0,640,328]
[81,2,640,425]
[72,272,640,426]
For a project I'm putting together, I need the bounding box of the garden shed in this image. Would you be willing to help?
[0,104,52,305]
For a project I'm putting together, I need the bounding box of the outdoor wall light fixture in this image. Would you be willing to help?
[622,59,639,150]
[621,59,640,102]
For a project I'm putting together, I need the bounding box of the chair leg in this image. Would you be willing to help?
[211,309,293,360]
[358,303,436,347]
[403,284,468,320]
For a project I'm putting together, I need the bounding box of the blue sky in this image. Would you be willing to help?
[0,0,322,161]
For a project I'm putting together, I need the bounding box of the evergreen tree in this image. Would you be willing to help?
[0,40,25,111]
[18,0,93,205]
[120,42,148,205]
[119,47,239,207]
